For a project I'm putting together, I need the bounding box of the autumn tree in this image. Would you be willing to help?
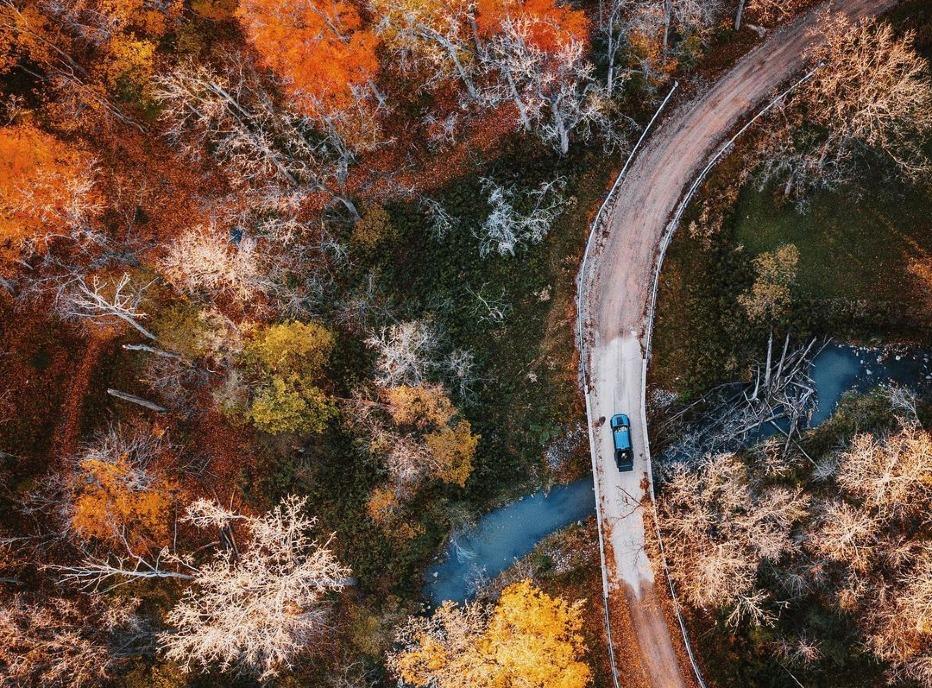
[735,0,802,30]
[834,423,931,521]
[0,0,180,126]
[0,124,98,268]
[65,425,179,550]
[424,420,478,488]
[383,383,455,429]
[738,244,798,324]
[351,205,396,250]
[388,579,591,688]
[236,0,379,117]
[805,15,932,178]
[160,496,351,680]
[660,452,808,626]
[758,15,932,201]
[0,595,144,688]
[234,321,338,435]
[361,383,478,491]
[248,320,335,374]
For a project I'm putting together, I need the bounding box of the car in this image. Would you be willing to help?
[610,414,634,471]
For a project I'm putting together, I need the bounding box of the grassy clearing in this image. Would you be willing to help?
[651,166,932,400]
[733,184,932,303]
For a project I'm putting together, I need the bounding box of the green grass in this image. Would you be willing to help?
[651,171,932,400]
[650,0,932,401]
[733,184,932,302]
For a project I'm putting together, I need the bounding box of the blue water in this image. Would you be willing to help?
[809,344,930,425]
[424,477,596,604]
[425,343,930,605]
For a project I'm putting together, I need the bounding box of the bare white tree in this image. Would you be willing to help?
[51,533,195,592]
[161,495,350,680]
[670,0,724,39]
[597,0,634,96]
[478,176,567,257]
[371,0,482,102]
[57,273,156,339]
[419,196,459,241]
[366,320,441,386]
[154,57,363,215]
[159,224,267,302]
[482,19,618,154]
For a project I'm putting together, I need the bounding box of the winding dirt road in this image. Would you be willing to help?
[579,2,898,686]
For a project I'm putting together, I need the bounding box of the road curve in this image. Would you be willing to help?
[579,2,899,686]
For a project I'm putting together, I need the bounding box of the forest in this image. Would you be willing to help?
[0,0,930,687]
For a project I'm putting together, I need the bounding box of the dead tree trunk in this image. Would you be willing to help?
[735,0,747,31]
[107,389,166,412]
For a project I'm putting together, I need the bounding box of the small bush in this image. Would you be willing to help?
[249,374,338,435]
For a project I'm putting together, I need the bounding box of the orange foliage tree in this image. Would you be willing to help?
[236,0,379,116]
[476,0,589,50]
[64,425,179,550]
[70,456,179,549]
[0,124,97,268]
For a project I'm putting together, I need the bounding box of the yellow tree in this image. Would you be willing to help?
[247,320,334,376]
[389,580,591,688]
[241,321,339,435]
[738,244,799,324]
[425,419,478,487]
[367,384,478,488]
[383,384,455,429]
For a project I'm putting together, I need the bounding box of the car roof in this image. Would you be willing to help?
[612,422,632,451]
[611,413,630,425]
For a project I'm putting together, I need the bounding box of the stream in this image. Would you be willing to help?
[425,344,931,605]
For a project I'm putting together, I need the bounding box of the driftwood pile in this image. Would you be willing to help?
[659,334,828,465]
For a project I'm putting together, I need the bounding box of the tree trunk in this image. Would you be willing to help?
[735,0,747,31]
[107,389,167,412]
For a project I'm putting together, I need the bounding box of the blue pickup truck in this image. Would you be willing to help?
[610,414,634,471]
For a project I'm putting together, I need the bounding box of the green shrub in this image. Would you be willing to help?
[351,205,396,250]
[152,302,213,360]
[249,374,337,435]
